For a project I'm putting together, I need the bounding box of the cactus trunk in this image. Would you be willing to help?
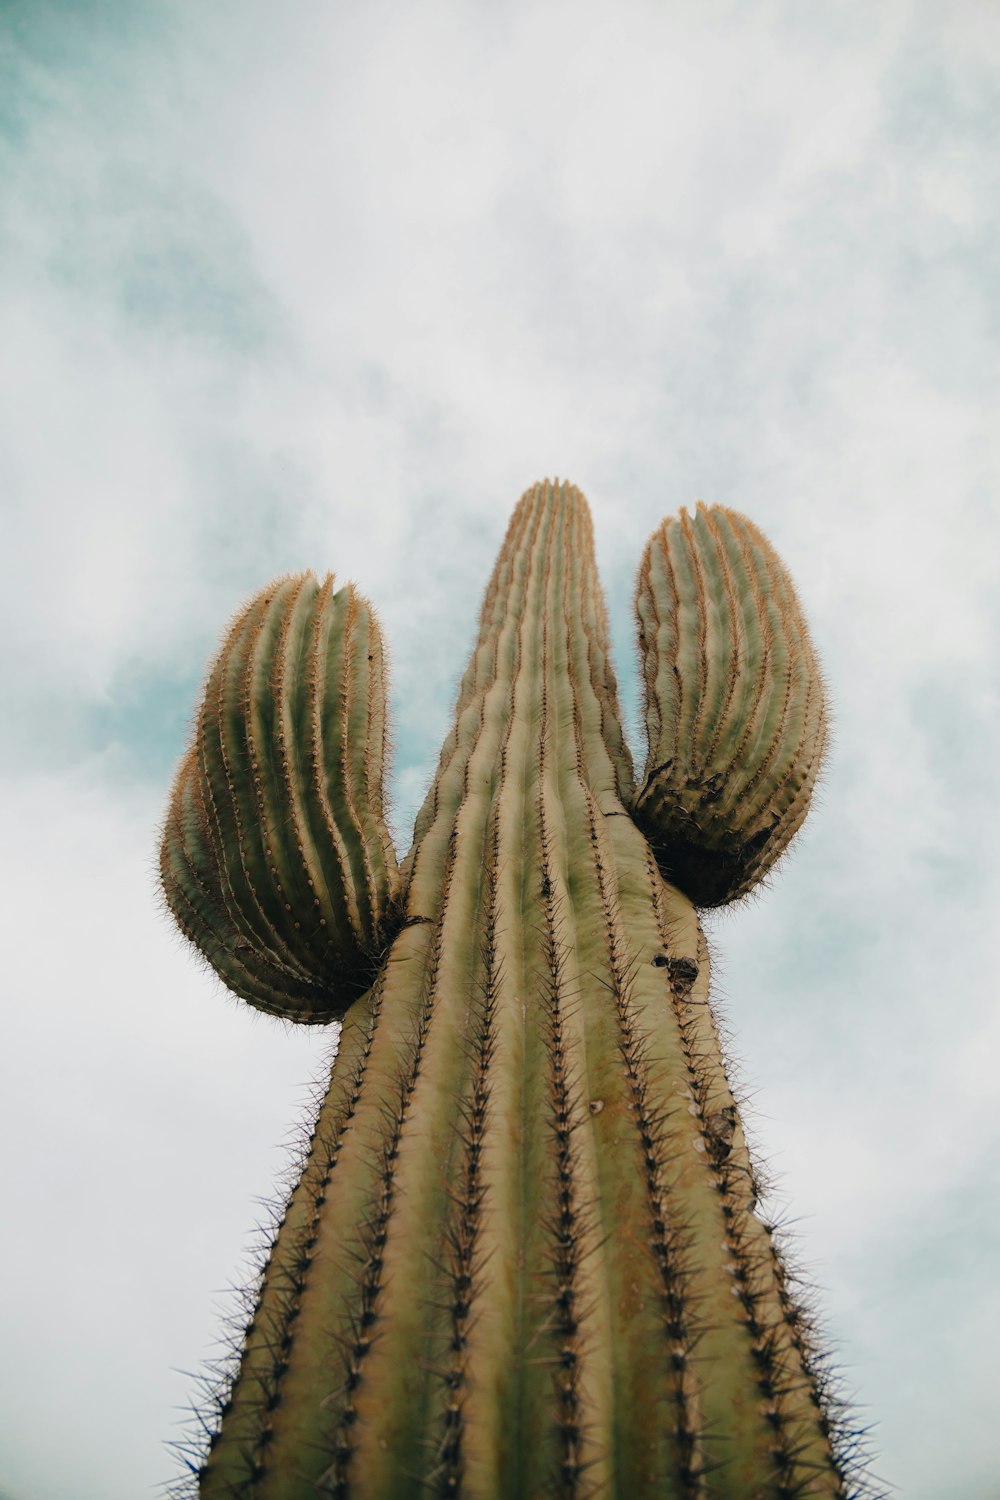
[180,483,845,1499]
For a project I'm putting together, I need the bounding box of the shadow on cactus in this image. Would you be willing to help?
[161,481,877,1499]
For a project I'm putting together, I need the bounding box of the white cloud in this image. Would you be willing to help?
[2,2,998,1496]
[0,763,329,1500]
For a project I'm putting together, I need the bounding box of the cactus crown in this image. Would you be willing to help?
[162,482,869,1500]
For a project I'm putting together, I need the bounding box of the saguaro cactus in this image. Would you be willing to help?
[163,481,861,1499]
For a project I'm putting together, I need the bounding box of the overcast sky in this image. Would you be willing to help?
[2,2,999,1497]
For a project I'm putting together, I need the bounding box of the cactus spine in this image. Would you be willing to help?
[164,481,857,1499]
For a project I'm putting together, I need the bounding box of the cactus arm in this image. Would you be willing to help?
[161,573,399,1023]
[634,504,828,907]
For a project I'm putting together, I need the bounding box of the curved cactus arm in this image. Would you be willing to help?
[160,572,400,1022]
[633,504,828,906]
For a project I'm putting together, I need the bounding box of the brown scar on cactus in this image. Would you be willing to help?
[161,480,880,1500]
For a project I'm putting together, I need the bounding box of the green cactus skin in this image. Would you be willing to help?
[166,482,858,1499]
[633,505,828,907]
[161,573,399,1021]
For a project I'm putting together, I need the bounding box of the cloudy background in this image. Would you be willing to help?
[2,1,998,1496]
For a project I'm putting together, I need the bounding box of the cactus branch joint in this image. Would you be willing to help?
[161,480,874,1499]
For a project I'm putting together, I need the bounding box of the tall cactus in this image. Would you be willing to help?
[162,481,863,1499]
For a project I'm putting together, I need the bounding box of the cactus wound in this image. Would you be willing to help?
[163,483,870,1500]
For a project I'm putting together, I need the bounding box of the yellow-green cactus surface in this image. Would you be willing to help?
[163,482,857,1500]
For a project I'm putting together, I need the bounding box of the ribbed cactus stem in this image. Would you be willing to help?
[634,504,827,905]
[161,573,398,1021]
[183,483,846,1499]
